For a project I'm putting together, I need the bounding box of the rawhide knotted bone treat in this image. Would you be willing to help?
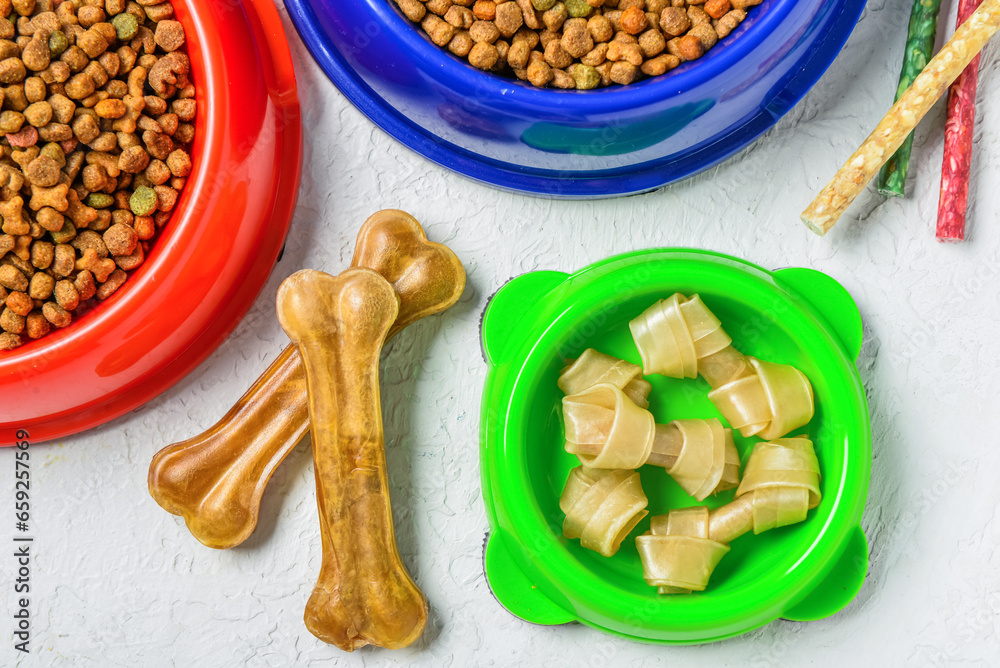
[562,382,655,469]
[636,506,730,594]
[148,211,465,549]
[277,268,427,651]
[560,465,649,557]
[646,418,740,502]
[562,384,738,497]
[707,357,814,440]
[733,436,822,534]
[559,348,653,408]
[629,294,734,380]
[629,293,814,439]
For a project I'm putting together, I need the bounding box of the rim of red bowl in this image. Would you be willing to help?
[0,0,303,445]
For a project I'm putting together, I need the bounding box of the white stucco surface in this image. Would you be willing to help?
[3,0,1000,665]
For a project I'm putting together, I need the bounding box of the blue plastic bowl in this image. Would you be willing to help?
[286,0,867,197]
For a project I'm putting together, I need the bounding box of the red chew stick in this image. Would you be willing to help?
[937,0,984,242]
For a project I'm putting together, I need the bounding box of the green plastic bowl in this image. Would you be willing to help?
[479,249,871,644]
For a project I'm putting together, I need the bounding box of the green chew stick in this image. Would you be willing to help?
[877,0,943,197]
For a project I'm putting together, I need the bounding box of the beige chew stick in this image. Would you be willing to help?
[801,0,1000,235]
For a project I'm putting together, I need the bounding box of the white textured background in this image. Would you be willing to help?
[4,0,1000,664]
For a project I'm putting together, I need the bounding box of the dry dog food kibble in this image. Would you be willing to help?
[0,0,196,351]
[391,0,761,88]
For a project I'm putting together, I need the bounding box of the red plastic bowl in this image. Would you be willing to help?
[0,0,303,445]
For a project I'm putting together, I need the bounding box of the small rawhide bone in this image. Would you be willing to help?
[562,384,739,500]
[637,436,822,594]
[560,465,649,557]
[636,507,730,594]
[801,0,1000,235]
[629,294,734,380]
[277,268,427,651]
[629,293,814,440]
[646,419,740,501]
[147,211,465,549]
[558,348,652,408]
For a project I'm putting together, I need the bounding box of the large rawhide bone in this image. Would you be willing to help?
[148,210,465,549]
[277,268,427,651]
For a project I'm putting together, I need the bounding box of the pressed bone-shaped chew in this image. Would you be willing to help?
[707,357,814,440]
[560,465,649,557]
[558,348,653,408]
[277,268,427,651]
[636,506,730,594]
[147,210,465,549]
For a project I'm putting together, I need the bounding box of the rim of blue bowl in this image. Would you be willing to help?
[285,0,868,198]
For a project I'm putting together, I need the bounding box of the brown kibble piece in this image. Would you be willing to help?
[53,279,79,310]
[95,268,126,299]
[526,58,553,86]
[41,300,71,327]
[687,22,718,50]
[676,33,704,60]
[560,18,593,58]
[114,241,143,270]
[103,222,138,256]
[29,239,52,269]
[5,289,32,316]
[638,29,666,57]
[154,20,185,52]
[74,271,96,301]
[24,154,60,186]
[468,41,499,70]
[588,14,613,42]
[0,306,25,334]
[544,39,572,69]
[51,243,74,276]
[494,1,524,37]
[422,14,456,46]
[397,0,427,21]
[659,6,690,36]
[444,5,474,28]
[469,19,500,43]
[24,311,48,339]
[714,8,745,38]
[28,272,54,300]
[0,264,27,291]
[730,0,761,8]
[609,60,637,84]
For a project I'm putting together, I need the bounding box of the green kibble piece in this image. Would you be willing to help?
[531,0,558,10]
[85,193,114,209]
[48,31,69,58]
[40,142,66,166]
[570,64,600,90]
[129,186,157,216]
[50,221,76,244]
[565,0,592,18]
[112,13,139,41]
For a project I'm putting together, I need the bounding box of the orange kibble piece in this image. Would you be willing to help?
[620,6,648,35]
[704,0,731,19]
[473,0,497,20]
